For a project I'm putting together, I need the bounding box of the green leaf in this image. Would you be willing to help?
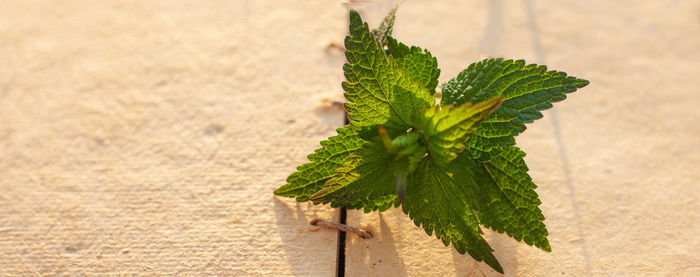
[309,140,400,213]
[343,10,433,131]
[279,9,591,274]
[412,97,502,167]
[402,153,503,273]
[274,126,364,202]
[372,7,397,48]
[471,145,551,251]
[441,58,589,160]
[386,36,441,93]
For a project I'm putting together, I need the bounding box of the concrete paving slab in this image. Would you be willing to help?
[346,1,700,276]
[0,1,350,275]
[1,0,698,276]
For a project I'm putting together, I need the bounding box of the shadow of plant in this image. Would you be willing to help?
[452,229,518,276]
[273,197,337,276]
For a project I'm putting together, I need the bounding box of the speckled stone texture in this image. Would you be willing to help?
[0,1,349,276]
[346,1,700,276]
[1,0,699,276]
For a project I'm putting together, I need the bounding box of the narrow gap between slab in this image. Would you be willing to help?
[335,112,350,277]
[335,207,347,277]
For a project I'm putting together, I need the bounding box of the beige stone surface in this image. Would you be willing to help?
[1,0,699,276]
[346,1,700,276]
[0,1,350,276]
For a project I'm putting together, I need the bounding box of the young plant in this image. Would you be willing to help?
[275,9,588,273]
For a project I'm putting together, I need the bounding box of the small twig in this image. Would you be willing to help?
[310,218,373,239]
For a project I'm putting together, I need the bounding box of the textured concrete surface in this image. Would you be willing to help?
[347,1,700,276]
[0,1,348,276]
[1,0,699,276]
